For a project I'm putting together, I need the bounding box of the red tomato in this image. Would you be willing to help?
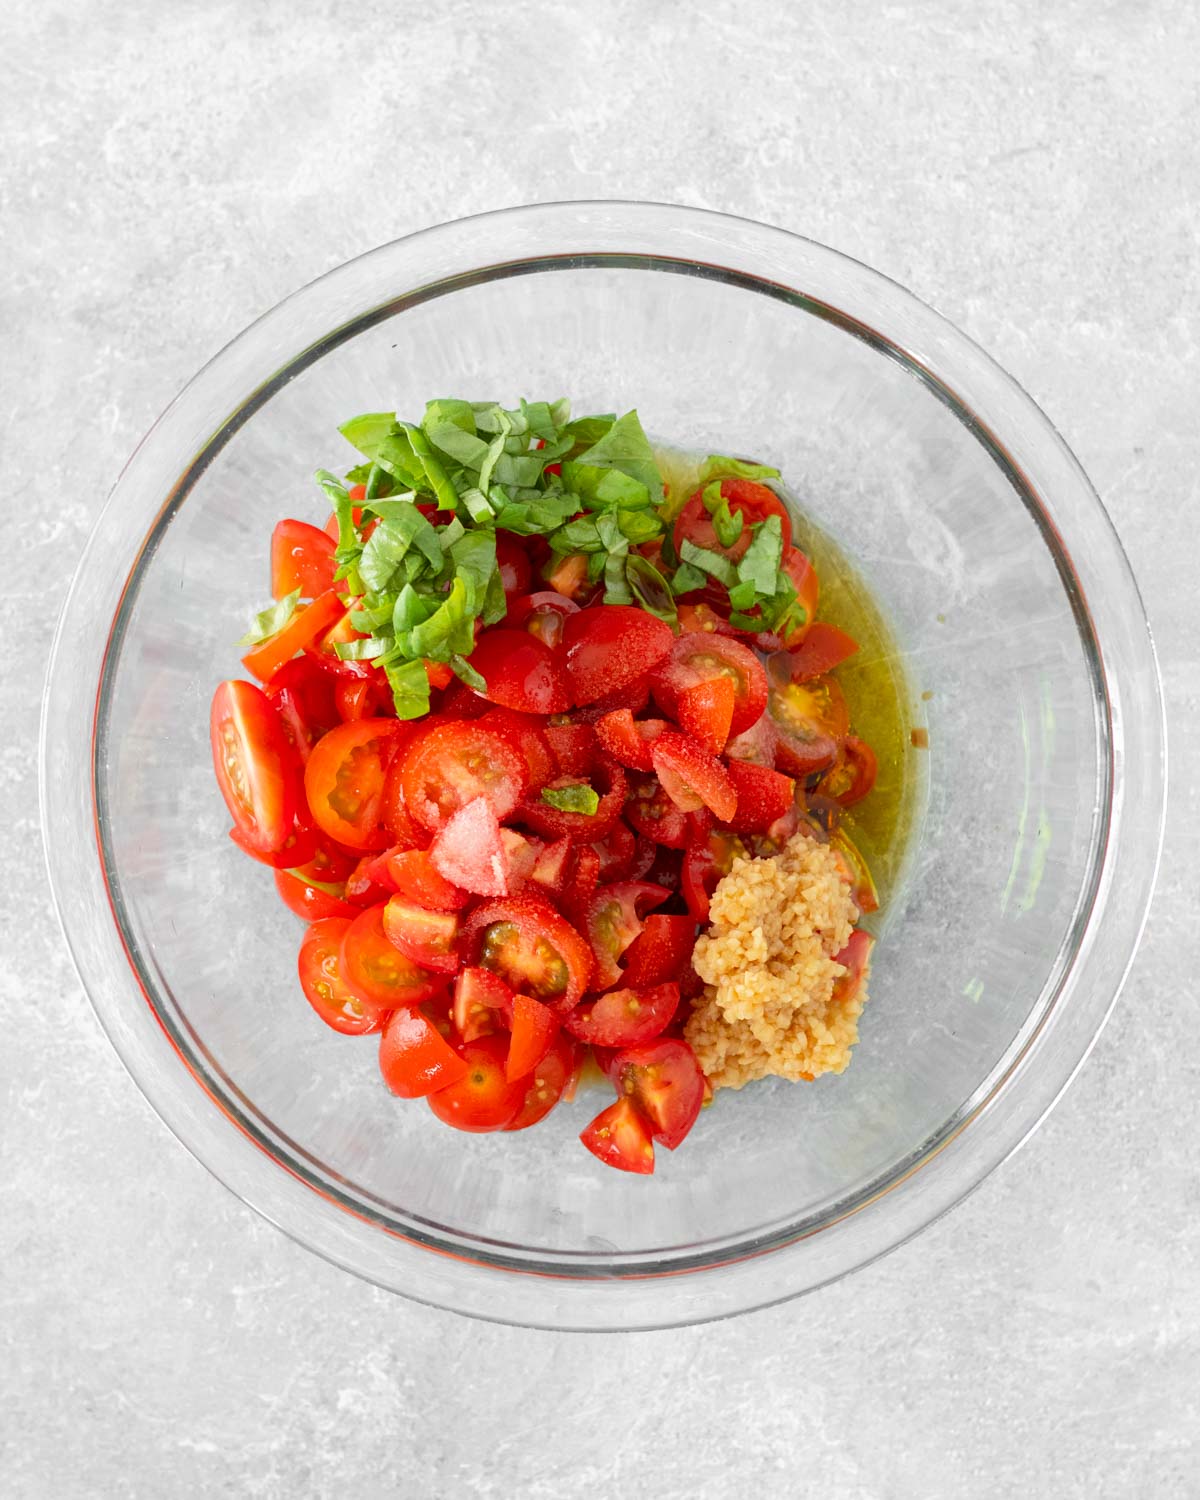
[786,621,860,680]
[724,760,797,835]
[304,717,413,851]
[594,710,669,773]
[335,676,390,722]
[651,732,738,823]
[561,844,602,930]
[564,981,679,1048]
[584,881,671,990]
[423,658,454,691]
[462,897,594,1012]
[210,680,301,855]
[476,708,556,792]
[505,591,580,650]
[387,848,470,911]
[580,1096,655,1174]
[767,676,848,778]
[676,676,736,756]
[528,836,575,899]
[505,994,559,1082]
[379,1005,469,1098]
[569,675,652,724]
[650,633,767,738]
[504,1034,578,1131]
[561,605,674,705]
[428,796,511,897]
[815,736,878,807]
[298,918,383,1034]
[228,814,318,870]
[767,547,820,650]
[495,534,532,597]
[452,965,515,1043]
[544,722,598,778]
[624,773,689,849]
[427,1035,527,1132]
[518,757,627,844]
[265,655,339,764]
[382,895,461,975]
[591,819,637,883]
[610,1038,706,1150]
[468,629,571,715]
[340,903,442,1009]
[438,680,492,720]
[832,928,874,1006]
[271,518,338,600]
[345,850,397,907]
[677,601,739,637]
[681,824,747,921]
[620,915,696,987]
[398,720,528,834]
[672,479,793,564]
[829,829,879,915]
[274,868,359,922]
[545,552,592,600]
[378,760,430,850]
[724,712,778,768]
[241,589,348,683]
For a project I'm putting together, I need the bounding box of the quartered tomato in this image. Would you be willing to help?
[264,655,340,764]
[271,518,338,600]
[650,732,737,823]
[786,621,860,680]
[681,823,748,922]
[427,1034,526,1132]
[672,479,792,564]
[387,848,470,912]
[620,914,696,987]
[561,604,674,705]
[379,1005,469,1098]
[304,717,413,851]
[594,710,668,773]
[505,994,559,1082]
[624,773,689,849]
[340,903,442,1009]
[584,881,671,990]
[469,629,572,715]
[723,760,797,835]
[452,965,515,1043]
[382,896,461,974]
[815,735,878,807]
[767,675,849,778]
[724,712,778,768]
[398,719,528,834]
[610,1038,706,1150]
[564,981,680,1048]
[228,814,318,870]
[463,897,594,1012]
[676,676,736,756]
[210,679,301,856]
[241,589,348,683]
[832,928,874,1007]
[505,590,579,650]
[298,917,383,1034]
[650,633,768,738]
[580,1096,655,1175]
[519,757,627,844]
[504,1034,578,1131]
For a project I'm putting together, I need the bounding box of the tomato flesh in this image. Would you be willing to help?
[305,718,412,851]
[241,589,348,683]
[519,757,627,844]
[386,848,470,911]
[382,896,461,975]
[724,760,797,835]
[452,965,515,1042]
[815,735,878,807]
[672,479,793,564]
[271,517,338,600]
[505,994,559,1082]
[612,1038,706,1150]
[651,731,737,823]
[504,1035,577,1131]
[561,604,674,705]
[275,867,358,922]
[298,917,383,1034]
[584,881,671,991]
[399,720,528,834]
[469,628,571,715]
[768,676,848,778]
[463,897,594,1011]
[564,982,679,1048]
[580,1096,655,1174]
[340,903,442,1008]
[650,633,768,738]
[379,1005,469,1098]
[624,773,689,849]
[620,914,697,987]
[211,679,300,855]
[786,621,860,680]
[427,1035,526,1132]
[594,710,668,773]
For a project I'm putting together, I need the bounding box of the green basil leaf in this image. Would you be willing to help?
[236,589,300,646]
[339,412,398,460]
[697,454,782,485]
[359,506,443,592]
[494,493,579,535]
[315,469,360,562]
[480,565,508,627]
[702,481,745,549]
[404,575,476,659]
[459,486,495,522]
[625,554,677,625]
[333,637,388,661]
[399,422,459,510]
[679,538,738,588]
[737,514,783,597]
[551,515,603,553]
[562,462,651,511]
[392,583,437,635]
[384,656,433,720]
[540,784,600,816]
[727,578,758,611]
[670,560,708,594]
[449,654,487,692]
[616,509,663,546]
[364,462,392,502]
[561,413,616,456]
[603,551,634,605]
[566,409,663,503]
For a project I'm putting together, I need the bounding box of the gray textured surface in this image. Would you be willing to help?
[4,1,1198,1494]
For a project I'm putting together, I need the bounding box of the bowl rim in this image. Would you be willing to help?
[41,199,1166,1329]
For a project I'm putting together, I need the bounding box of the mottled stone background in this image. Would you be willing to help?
[4,1,1198,1495]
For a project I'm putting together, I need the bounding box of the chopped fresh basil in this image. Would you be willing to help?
[541,783,601,816]
[236,589,300,646]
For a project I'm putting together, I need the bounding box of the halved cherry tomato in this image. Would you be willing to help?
[561,604,674,705]
[304,717,413,851]
[504,1034,578,1131]
[469,629,571,715]
[676,676,736,756]
[580,1096,655,1174]
[340,903,442,1009]
[271,518,338,600]
[452,965,515,1043]
[650,633,768,738]
[210,680,301,855]
[624,773,689,849]
[379,760,430,850]
[519,757,627,844]
[724,712,777,768]
[723,760,797,835]
[438,680,492,720]
[505,994,559,1082]
[476,708,555,793]
[673,479,793,564]
[462,897,594,1012]
[387,848,470,911]
[427,1035,526,1132]
[544,722,598,778]
[275,867,359,921]
[651,732,738,823]
[681,823,747,921]
[382,895,460,975]
[832,928,874,1006]
[569,675,652,724]
[241,589,348,683]
[767,675,848,778]
[398,719,528,834]
[496,534,532,597]
[298,917,382,1034]
[594,710,669,773]
[265,656,340,764]
[564,982,679,1048]
[429,796,510,897]
[611,1038,706,1150]
[423,658,454,691]
[584,881,671,990]
[787,621,860,680]
[506,590,579,650]
[379,1005,469,1098]
[591,818,637,883]
[620,915,696,987]
[815,736,878,807]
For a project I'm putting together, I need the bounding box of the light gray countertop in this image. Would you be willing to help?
[5,1,1198,1494]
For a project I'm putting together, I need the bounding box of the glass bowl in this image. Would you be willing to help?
[41,202,1164,1330]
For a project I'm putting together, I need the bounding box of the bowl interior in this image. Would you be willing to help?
[97,259,1105,1263]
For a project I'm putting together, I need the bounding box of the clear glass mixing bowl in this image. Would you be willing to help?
[41,202,1164,1330]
